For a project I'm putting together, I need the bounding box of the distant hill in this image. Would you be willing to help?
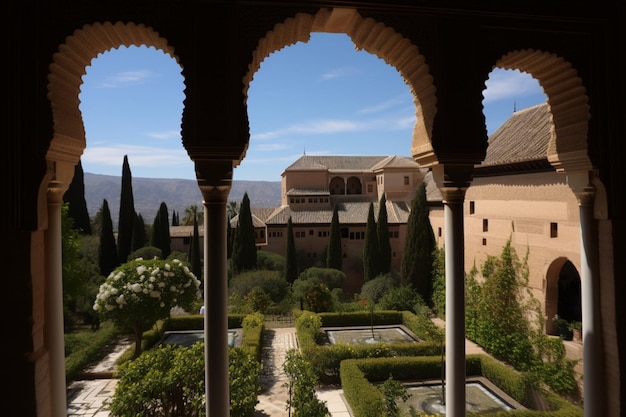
[83,173,282,227]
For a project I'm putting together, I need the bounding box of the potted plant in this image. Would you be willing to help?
[569,321,583,343]
[552,315,573,340]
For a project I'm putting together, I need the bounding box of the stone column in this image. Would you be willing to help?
[45,179,67,417]
[196,161,233,416]
[432,164,472,417]
[569,170,605,416]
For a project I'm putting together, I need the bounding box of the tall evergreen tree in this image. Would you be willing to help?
[232,193,257,274]
[98,199,119,276]
[227,218,233,260]
[401,182,436,305]
[171,210,179,226]
[117,155,136,264]
[63,160,92,235]
[151,202,171,259]
[377,193,392,274]
[190,214,202,280]
[285,217,298,284]
[130,213,147,253]
[363,202,381,281]
[326,204,342,271]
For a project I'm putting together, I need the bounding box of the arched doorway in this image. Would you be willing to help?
[557,260,582,323]
[545,258,582,335]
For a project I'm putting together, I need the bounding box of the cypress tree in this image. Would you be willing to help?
[172,210,179,226]
[377,193,392,274]
[117,155,136,264]
[131,213,147,253]
[363,202,381,281]
[401,182,436,305]
[190,214,202,279]
[285,217,298,284]
[151,202,171,259]
[326,204,342,270]
[98,199,119,276]
[226,218,233,259]
[232,193,256,273]
[63,160,92,235]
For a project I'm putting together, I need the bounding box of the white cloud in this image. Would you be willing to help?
[483,69,545,103]
[82,145,191,168]
[252,114,413,140]
[95,70,155,89]
[318,67,356,81]
[146,130,181,140]
[357,96,407,114]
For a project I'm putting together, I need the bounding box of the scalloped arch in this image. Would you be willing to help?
[243,8,437,166]
[46,22,179,165]
[496,49,591,172]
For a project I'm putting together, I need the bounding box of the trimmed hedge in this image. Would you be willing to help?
[295,310,442,383]
[340,355,583,417]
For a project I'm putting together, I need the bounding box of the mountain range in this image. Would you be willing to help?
[83,173,282,227]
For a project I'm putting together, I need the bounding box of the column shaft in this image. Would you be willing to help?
[204,200,230,416]
[580,201,604,416]
[45,191,67,417]
[445,199,466,417]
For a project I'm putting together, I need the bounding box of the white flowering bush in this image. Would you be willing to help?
[94,258,201,355]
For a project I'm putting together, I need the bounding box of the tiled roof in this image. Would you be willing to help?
[261,201,410,225]
[371,155,422,171]
[283,155,402,173]
[286,188,330,196]
[480,103,551,167]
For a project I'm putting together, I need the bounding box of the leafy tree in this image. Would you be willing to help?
[110,342,261,417]
[465,238,578,395]
[285,217,298,284]
[297,267,344,291]
[62,203,95,327]
[377,285,425,312]
[363,202,381,281]
[232,193,257,274]
[226,200,239,220]
[117,155,136,264]
[376,194,391,274]
[151,202,172,259]
[93,258,201,356]
[128,246,162,261]
[283,349,330,417]
[326,204,342,271]
[256,250,286,272]
[63,160,92,235]
[190,214,202,282]
[401,182,436,305]
[379,375,410,417]
[431,246,446,317]
[360,274,396,304]
[292,277,333,313]
[130,213,147,253]
[98,199,119,277]
[183,204,203,226]
[229,270,290,305]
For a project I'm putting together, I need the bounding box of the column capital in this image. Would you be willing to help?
[431,163,474,203]
[195,160,233,204]
[567,169,597,208]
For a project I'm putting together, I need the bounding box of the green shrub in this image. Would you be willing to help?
[111,343,261,417]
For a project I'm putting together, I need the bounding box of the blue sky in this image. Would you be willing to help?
[79,33,546,182]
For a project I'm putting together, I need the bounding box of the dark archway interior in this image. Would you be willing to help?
[557,260,582,322]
